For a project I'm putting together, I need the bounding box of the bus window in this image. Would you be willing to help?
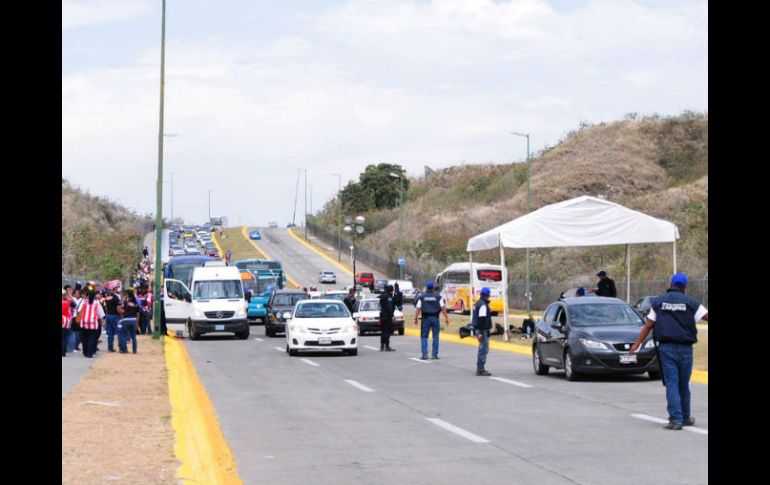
[477,269,502,282]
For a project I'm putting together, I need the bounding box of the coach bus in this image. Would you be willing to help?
[435,262,505,315]
[232,258,286,289]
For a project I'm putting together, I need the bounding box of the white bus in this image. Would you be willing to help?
[436,262,506,315]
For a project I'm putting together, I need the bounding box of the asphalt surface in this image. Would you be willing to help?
[182,228,708,484]
[62,350,99,397]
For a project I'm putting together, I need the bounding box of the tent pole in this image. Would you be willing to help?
[499,238,509,342]
[673,240,677,274]
[626,244,631,303]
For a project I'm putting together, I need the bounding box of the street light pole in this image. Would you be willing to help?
[152,0,167,340]
[302,168,308,241]
[511,131,532,313]
[344,216,365,289]
[208,189,213,222]
[390,172,405,280]
[331,174,342,261]
[170,171,174,224]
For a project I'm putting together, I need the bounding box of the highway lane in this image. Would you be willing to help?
[185,331,707,484]
[252,226,389,291]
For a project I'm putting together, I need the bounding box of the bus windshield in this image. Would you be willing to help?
[477,269,502,282]
[235,261,282,271]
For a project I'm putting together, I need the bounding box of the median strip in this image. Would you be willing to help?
[166,337,243,484]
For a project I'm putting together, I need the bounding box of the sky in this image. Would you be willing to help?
[62,0,708,227]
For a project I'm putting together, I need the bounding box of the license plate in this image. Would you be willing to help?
[215,325,224,331]
[619,354,637,364]
[318,337,332,345]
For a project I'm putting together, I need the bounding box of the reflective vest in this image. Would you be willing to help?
[472,298,492,331]
[651,288,700,344]
[418,290,441,316]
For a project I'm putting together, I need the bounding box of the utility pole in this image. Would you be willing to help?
[302,168,308,241]
[511,131,532,314]
[331,174,342,261]
[390,172,405,279]
[152,0,166,340]
[208,189,213,222]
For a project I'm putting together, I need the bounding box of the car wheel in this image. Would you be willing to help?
[188,322,200,341]
[533,344,549,375]
[237,328,250,340]
[347,349,358,356]
[265,324,272,337]
[289,348,298,356]
[398,327,404,336]
[648,370,662,380]
[564,350,581,381]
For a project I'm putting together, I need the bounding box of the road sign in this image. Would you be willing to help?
[398,258,406,266]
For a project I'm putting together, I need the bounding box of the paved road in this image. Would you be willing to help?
[181,228,707,484]
[252,227,389,291]
[62,352,99,397]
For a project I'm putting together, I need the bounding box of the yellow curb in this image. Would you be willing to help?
[239,226,302,289]
[403,327,708,384]
[287,227,354,277]
[165,337,243,484]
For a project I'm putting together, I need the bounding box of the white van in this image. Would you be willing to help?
[164,265,250,340]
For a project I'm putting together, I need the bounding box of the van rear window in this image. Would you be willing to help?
[477,270,502,282]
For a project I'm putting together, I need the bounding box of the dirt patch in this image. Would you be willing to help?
[62,335,177,485]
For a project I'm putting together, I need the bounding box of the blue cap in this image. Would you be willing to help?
[425,281,434,289]
[596,270,607,277]
[671,273,688,287]
[480,287,491,296]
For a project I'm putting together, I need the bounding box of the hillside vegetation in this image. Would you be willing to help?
[310,112,708,283]
[62,178,152,281]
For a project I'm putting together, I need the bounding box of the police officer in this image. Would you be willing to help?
[343,287,358,315]
[472,287,493,376]
[393,283,404,311]
[379,285,396,351]
[630,273,708,430]
[413,281,450,360]
[593,270,617,297]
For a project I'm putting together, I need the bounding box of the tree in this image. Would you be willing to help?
[358,163,409,210]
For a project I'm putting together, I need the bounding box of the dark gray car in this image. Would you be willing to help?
[532,297,661,381]
[265,290,309,337]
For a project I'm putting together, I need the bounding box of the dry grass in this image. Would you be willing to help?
[62,336,177,485]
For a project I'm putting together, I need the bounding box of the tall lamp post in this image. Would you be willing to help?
[510,131,531,313]
[301,168,308,241]
[152,0,167,340]
[208,189,214,222]
[331,173,342,261]
[389,172,405,280]
[344,215,365,288]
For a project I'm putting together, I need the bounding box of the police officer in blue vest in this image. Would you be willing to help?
[413,281,450,360]
[630,273,708,430]
[472,287,493,376]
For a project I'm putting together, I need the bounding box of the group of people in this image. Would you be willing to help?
[61,280,154,358]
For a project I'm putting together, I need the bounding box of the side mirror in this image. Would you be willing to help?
[184,294,192,303]
[550,323,562,331]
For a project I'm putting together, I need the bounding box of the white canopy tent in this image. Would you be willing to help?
[466,195,680,340]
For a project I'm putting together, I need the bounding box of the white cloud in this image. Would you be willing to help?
[62,0,153,30]
[62,0,707,226]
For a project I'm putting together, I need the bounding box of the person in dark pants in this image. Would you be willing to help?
[413,281,450,359]
[393,283,404,311]
[472,287,493,376]
[103,287,122,352]
[118,289,140,354]
[79,290,105,358]
[343,287,358,315]
[592,270,617,297]
[379,285,396,351]
[630,273,708,430]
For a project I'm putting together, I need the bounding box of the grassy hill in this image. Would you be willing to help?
[62,178,153,281]
[310,112,708,284]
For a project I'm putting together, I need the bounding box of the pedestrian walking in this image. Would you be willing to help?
[143,287,154,335]
[413,281,450,360]
[118,289,140,354]
[79,289,105,358]
[62,289,72,357]
[472,287,493,376]
[379,285,396,351]
[102,285,122,352]
[142,245,149,259]
[630,273,708,430]
[592,270,617,297]
[226,249,232,265]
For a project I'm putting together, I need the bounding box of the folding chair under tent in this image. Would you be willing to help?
[465,195,680,341]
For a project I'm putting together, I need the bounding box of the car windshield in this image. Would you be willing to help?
[359,300,379,311]
[295,302,349,318]
[193,280,243,300]
[273,294,308,306]
[567,304,644,327]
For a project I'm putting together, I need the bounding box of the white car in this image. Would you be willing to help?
[352,298,405,336]
[285,300,358,356]
[319,271,336,284]
[169,246,185,257]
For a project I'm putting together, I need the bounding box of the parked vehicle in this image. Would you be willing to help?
[373,279,388,294]
[164,265,249,340]
[285,300,358,356]
[319,271,336,284]
[356,272,375,290]
[265,290,309,337]
[634,296,655,318]
[532,297,661,381]
[352,298,405,336]
[436,262,505,315]
[321,290,348,302]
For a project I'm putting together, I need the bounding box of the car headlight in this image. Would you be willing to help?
[343,324,358,333]
[192,308,204,318]
[290,325,306,334]
[579,338,609,350]
[643,339,656,350]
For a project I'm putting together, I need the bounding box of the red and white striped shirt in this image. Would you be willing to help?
[79,300,105,330]
[61,300,71,329]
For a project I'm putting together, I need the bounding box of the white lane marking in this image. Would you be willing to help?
[254,338,264,342]
[489,377,533,388]
[631,414,708,434]
[274,347,284,352]
[426,418,489,443]
[301,358,320,367]
[344,379,374,392]
[409,357,432,364]
[364,345,380,351]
